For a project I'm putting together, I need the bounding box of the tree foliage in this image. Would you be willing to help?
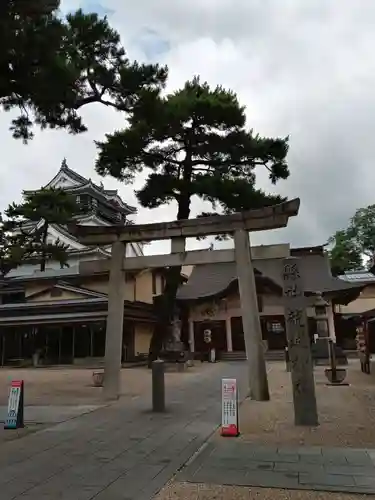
[327,230,362,276]
[327,204,375,275]
[0,212,29,278]
[1,1,167,141]
[6,187,81,271]
[95,77,290,361]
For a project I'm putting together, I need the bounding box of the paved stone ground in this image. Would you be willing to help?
[178,440,375,495]
[0,405,102,424]
[0,364,215,444]
[0,362,247,500]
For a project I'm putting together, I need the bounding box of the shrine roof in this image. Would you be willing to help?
[177,248,364,305]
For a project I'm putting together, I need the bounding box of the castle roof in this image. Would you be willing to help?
[24,161,136,215]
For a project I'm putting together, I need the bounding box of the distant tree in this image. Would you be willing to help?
[95,77,290,363]
[6,187,81,271]
[327,204,375,274]
[1,1,167,141]
[327,230,362,276]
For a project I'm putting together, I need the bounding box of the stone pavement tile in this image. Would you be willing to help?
[250,450,299,463]
[354,476,375,488]
[64,467,124,488]
[273,461,325,474]
[299,472,356,487]
[18,485,101,500]
[190,468,251,487]
[93,464,166,500]
[301,453,347,465]
[177,442,216,478]
[294,446,323,455]
[103,452,147,473]
[209,458,275,472]
[324,464,375,476]
[245,470,300,489]
[345,449,374,465]
[1,480,38,500]
[221,443,300,463]
[225,443,279,455]
[277,446,320,456]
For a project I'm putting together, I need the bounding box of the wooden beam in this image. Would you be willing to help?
[69,198,300,246]
[79,244,290,275]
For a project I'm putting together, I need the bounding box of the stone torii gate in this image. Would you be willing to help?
[70,198,300,401]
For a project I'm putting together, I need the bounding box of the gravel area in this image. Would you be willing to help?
[156,482,371,499]
[0,362,210,406]
[237,360,375,448]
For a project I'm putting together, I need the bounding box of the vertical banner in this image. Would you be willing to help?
[4,380,24,430]
[221,378,239,437]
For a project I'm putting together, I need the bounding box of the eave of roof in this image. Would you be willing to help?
[176,253,365,304]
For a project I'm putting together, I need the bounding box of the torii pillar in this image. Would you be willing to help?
[70,198,300,402]
[234,229,269,400]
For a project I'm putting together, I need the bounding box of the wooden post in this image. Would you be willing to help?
[1,334,5,366]
[234,229,269,401]
[72,326,75,362]
[90,326,94,357]
[103,240,126,400]
[282,257,318,426]
[58,328,62,364]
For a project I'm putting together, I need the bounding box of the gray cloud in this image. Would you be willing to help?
[2,0,375,255]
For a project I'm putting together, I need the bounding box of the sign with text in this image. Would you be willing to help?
[221,378,239,437]
[4,380,24,430]
[282,258,318,426]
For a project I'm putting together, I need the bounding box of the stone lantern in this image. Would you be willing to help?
[314,292,330,342]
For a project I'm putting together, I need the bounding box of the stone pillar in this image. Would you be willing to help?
[282,257,318,426]
[103,240,126,400]
[188,320,195,352]
[225,316,233,352]
[234,229,270,401]
[327,303,336,342]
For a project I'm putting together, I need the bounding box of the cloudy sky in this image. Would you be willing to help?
[2,0,375,255]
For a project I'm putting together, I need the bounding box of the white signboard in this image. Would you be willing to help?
[4,380,23,429]
[221,378,239,437]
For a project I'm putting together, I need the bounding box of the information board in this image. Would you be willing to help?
[221,378,239,437]
[4,380,24,430]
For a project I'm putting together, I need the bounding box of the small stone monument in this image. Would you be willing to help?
[165,318,184,352]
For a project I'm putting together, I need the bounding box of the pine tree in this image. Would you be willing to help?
[6,187,81,271]
[0,212,29,278]
[95,77,290,362]
[1,1,167,141]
